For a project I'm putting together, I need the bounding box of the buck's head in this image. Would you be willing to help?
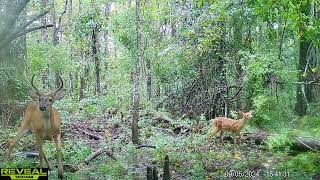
[29,74,65,112]
[238,110,254,120]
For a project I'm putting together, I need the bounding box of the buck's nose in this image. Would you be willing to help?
[39,107,46,111]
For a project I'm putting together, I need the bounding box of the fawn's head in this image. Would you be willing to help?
[238,110,253,119]
[29,74,65,112]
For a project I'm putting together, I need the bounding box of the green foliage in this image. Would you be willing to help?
[28,42,69,74]
[100,161,127,178]
[267,129,294,151]
[277,152,320,175]
[61,141,92,164]
[189,162,205,179]
[72,10,104,49]
[295,116,320,138]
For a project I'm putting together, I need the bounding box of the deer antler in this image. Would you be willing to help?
[31,74,41,95]
[53,76,63,95]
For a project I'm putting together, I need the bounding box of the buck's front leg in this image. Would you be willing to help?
[6,128,30,161]
[54,133,63,179]
[43,149,52,170]
[35,132,45,168]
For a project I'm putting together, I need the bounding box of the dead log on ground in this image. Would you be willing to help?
[291,136,320,152]
[83,148,116,165]
[216,132,320,152]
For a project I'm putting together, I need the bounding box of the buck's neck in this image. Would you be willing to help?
[39,108,53,129]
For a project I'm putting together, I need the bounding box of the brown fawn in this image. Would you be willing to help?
[6,74,65,179]
[208,111,253,146]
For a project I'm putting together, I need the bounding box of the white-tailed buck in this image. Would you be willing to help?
[208,111,253,147]
[6,74,65,179]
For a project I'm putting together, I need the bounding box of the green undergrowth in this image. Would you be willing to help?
[1,107,320,179]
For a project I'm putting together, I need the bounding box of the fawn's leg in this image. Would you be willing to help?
[239,133,243,145]
[232,133,237,146]
[208,126,220,140]
[219,131,225,144]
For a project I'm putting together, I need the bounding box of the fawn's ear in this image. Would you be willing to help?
[238,111,243,115]
[248,110,253,114]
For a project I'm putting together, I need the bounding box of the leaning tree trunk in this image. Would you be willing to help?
[131,0,142,145]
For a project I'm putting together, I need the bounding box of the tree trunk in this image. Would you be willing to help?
[163,155,170,180]
[52,1,59,46]
[67,0,73,25]
[295,2,312,116]
[146,58,152,101]
[92,27,101,95]
[157,82,161,97]
[69,72,73,95]
[79,75,85,100]
[79,0,82,14]
[102,2,111,94]
[295,40,309,116]
[131,0,142,145]
[41,0,48,42]
[79,51,88,100]
[170,1,176,37]
[52,0,60,88]
[79,65,89,101]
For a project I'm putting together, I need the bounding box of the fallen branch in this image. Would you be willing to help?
[67,122,103,132]
[294,81,320,85]
[137,144,156,149]
[74,126,103,140]
[83,148,116,164]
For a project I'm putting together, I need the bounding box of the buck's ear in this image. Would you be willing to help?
[29,90,39,100]
[53,89,65,100]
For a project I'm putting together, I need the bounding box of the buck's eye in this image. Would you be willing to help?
[49,98,53,102]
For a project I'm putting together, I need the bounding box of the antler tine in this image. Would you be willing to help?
[31,74,41,95]
[53,76,64,94]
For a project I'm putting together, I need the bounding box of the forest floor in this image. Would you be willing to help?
[1,108,320,180]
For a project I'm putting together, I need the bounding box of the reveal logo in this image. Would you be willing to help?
[0,168,48,180]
